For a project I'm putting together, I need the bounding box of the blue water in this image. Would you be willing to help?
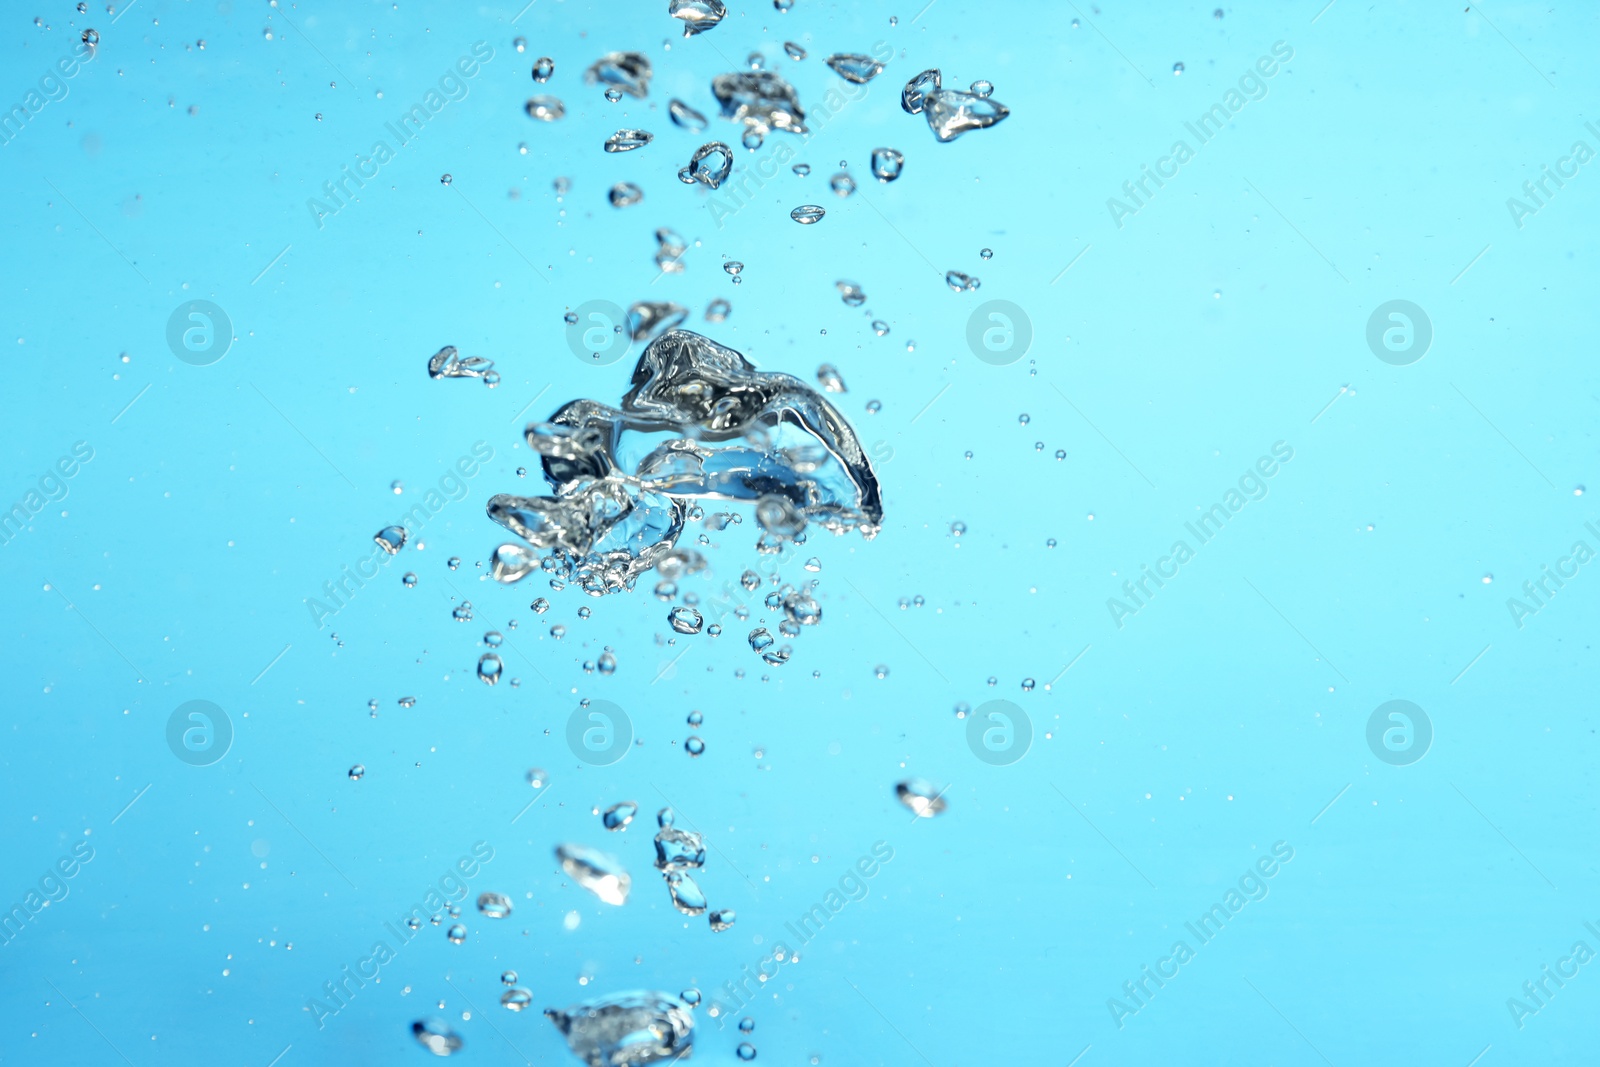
[4,1,1599,1064]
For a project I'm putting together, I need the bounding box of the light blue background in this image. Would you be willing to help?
[2,1,1598,1064]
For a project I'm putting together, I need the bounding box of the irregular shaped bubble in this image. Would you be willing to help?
[586,52,652,98]
[712,71,807,134]
[604,128,654,153]
[428,345,495,380]
[825,53,884,83]
[670,0,726,36]
[525,95,566,121]
[669,606,704,634]
[655,548,708,578]
[923,88,1010,142]
[603,800,638,830]
[784,42,807,60]
[755,494,807,537]
[627,301,689,341]
[477,891,513,918]
[896,777,948,817]
[526,422,608,461]
[655,228,688,273]
[654,825,707,871]
[555,843,631,905]
[374,525,408,554]
[656,228,688,255]
[790,204,825,224]
[901,68,941,114]
[609,182,644,207]
[668,98,709,131]
[412,1018,463,1056]
[491,543,538,582]
[488,478,686,597]
[544,991,694,1067]
[666,870,708,914]
[870,147,904,182]
[687,141,734,189]
[487,330,882,596]
[783,592,822,625]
